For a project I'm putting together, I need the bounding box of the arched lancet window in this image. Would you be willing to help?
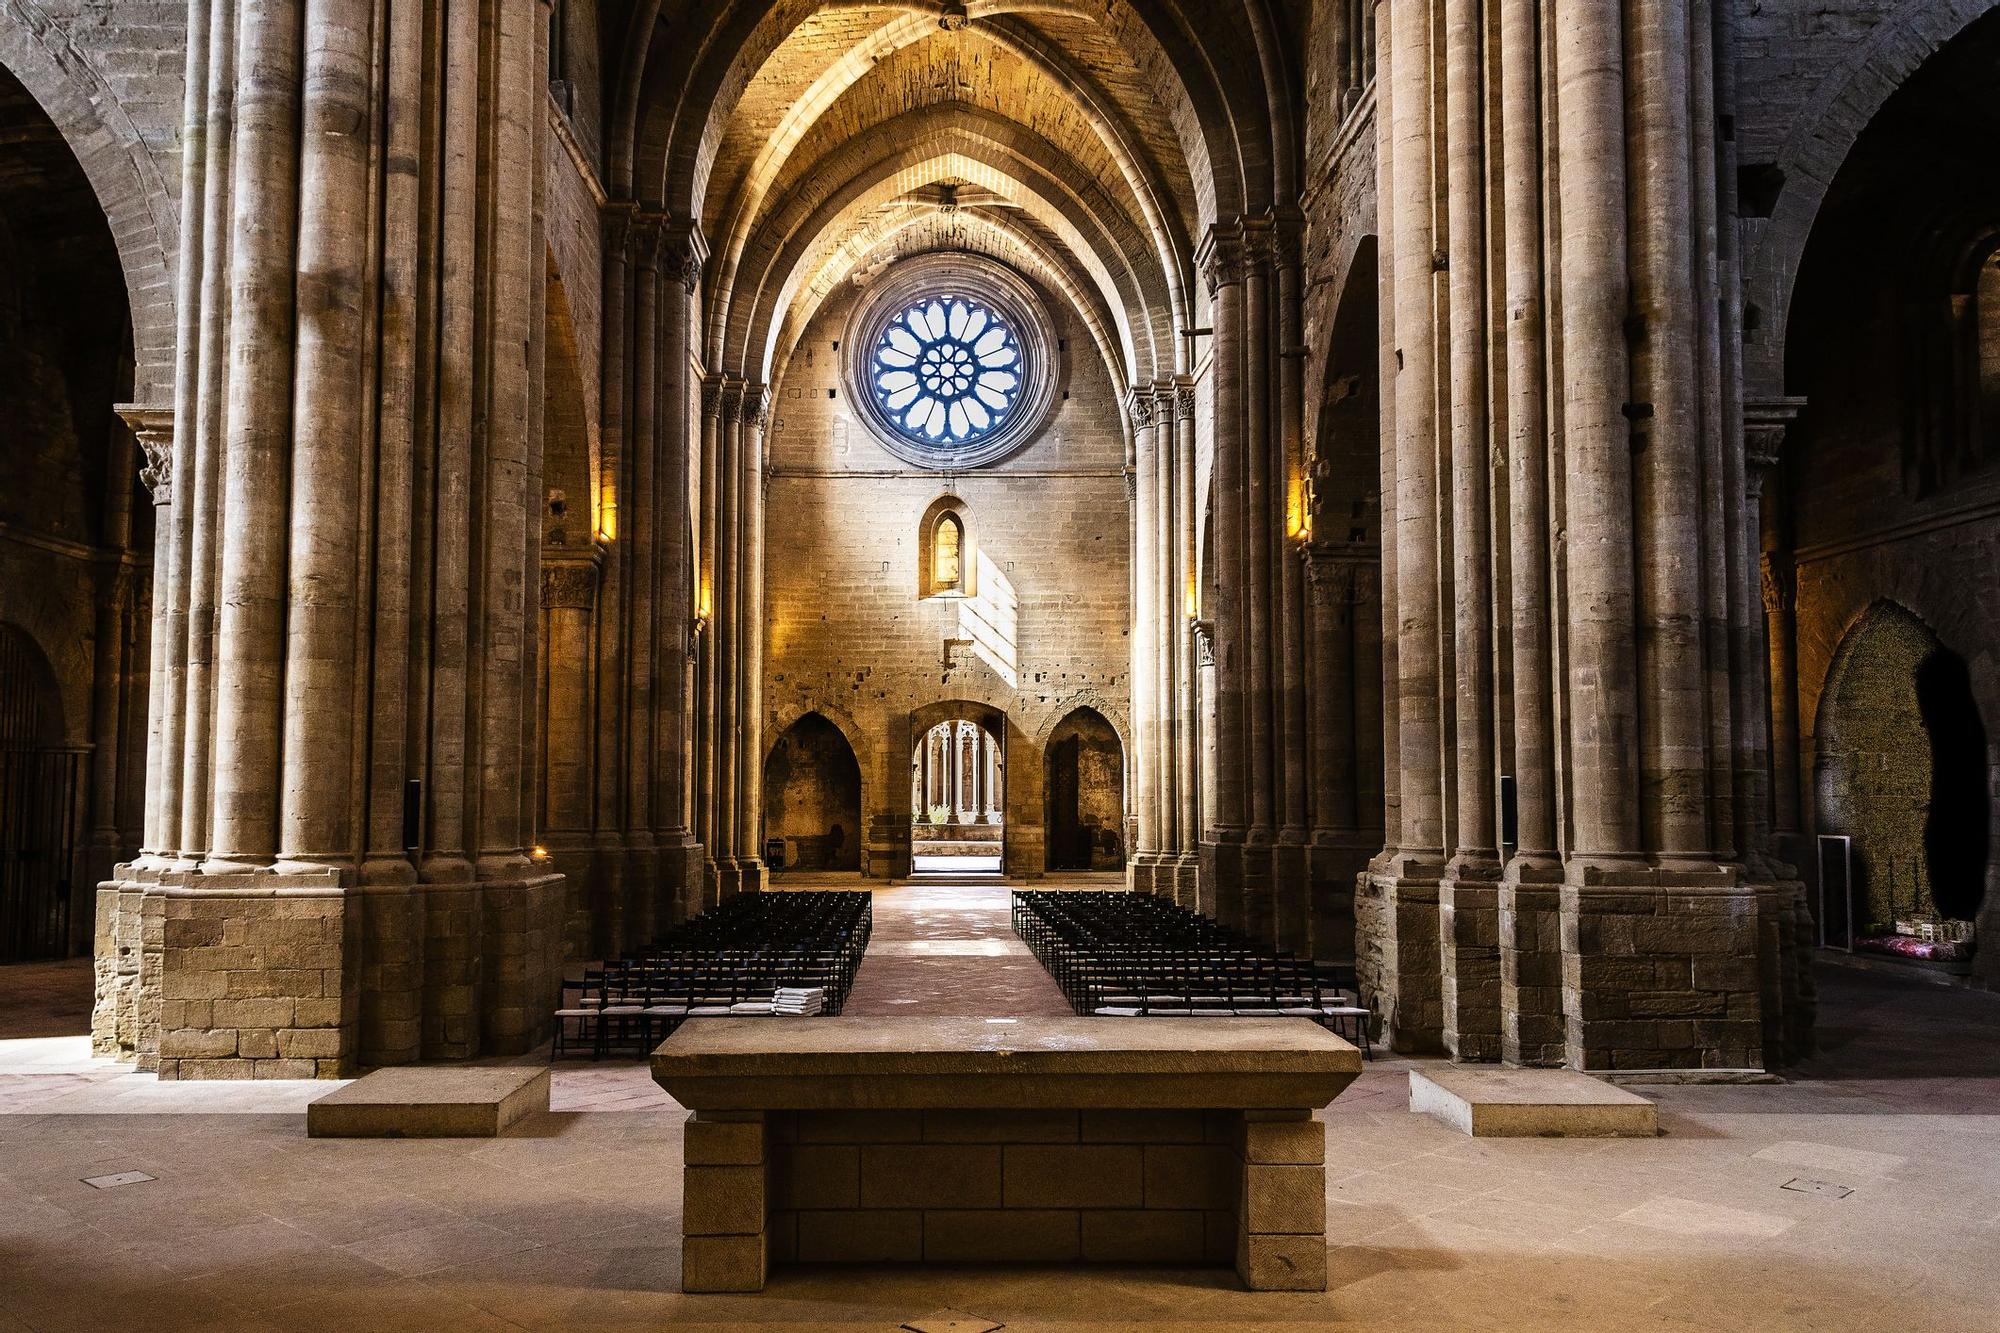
[933,513,963,594]
[918,497,975,600]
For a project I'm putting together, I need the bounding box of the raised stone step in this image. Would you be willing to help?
[1408,1066,1658,1138]
[307,1065,549,1138]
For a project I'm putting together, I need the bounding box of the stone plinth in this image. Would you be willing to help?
[1408,1066,1658,1138]
[653,1017,1360,1293]
[307,1065,550,1138]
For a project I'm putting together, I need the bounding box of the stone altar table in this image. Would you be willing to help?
[651,1016,1361,1292]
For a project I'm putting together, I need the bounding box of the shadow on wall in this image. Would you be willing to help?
[764,713,863,872]
[1816,602,1991,928]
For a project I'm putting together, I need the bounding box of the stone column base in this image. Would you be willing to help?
[623,839,662,951]
[1127,851,1167,896]
[1306,834,1372,967]
[1500,858,1565,1067]
[1168,852,1203,913]
[1239,837,1276,950]
[1440,858,1503,1063]
[658,838,706,926]
[480,871,567,1056]
[736,858,768,898]
[1560,865,1765,1073]
[1201,836,1245,933]
[1355,854,1445,1054]
[91,862,569,1079]
[1271,837,1311,958]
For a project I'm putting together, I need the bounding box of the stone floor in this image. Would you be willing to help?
[2,895,1998,1330]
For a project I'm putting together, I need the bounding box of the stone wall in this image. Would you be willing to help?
[683,1105,1328,1292]
[763,274,1132,878]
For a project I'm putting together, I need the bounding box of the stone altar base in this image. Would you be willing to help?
[307,1065,550,1137]
[1408,1066,1658,1138]
[653,1016,1360,1293]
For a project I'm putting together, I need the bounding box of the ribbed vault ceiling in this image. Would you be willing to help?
[609,0,1303,395]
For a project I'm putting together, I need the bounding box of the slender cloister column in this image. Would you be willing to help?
[736,386,770,894]
[1129,390,1160,889]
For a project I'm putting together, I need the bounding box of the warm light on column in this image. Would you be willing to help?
[595,484,616,544]
[1286,476,1311,540]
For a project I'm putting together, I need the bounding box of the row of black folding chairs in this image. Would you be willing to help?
[1013,891,1372,1055]
[553,892,870,1058]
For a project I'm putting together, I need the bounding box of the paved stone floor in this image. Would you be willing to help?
[2,913,1998,1330]
[807,875,1083,1019]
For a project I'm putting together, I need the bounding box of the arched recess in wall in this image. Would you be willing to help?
[1774,9,2000,971]
[1307,236,1385,841]
[1044,707,1125,873]
[1748,0,2000,396]
[763,712,862,873]
[918,494,976,600]
[0,624,84,962]
[1815,602,1990,930]
[0,17,175,402]
[0,56,148,963]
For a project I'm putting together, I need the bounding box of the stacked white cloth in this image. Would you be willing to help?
[728,1000,774,1015]
[771,987,826,1016]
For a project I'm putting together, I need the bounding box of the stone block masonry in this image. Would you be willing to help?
[683,1106,1331,1292]
[151,877,355,1081]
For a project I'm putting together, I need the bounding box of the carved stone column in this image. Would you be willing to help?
[541,556,600,963]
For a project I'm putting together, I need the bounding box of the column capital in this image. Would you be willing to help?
[1302,542,1376,603]
[1744,396,1807,472]
[1127,389,1155,431]
[662,219,709,294]
[541,558,600,610]
[700,374,728,421]
[116,403,174,506]
[1190,617,1216,666]
[719,378,747,425]
[1197,226,1248,295]
[601,199,641,254]
[630,211,668,271]
[743,383,771,431]
[1174,376,1197,420]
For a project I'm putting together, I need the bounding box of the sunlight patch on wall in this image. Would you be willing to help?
[960,549,1018,686]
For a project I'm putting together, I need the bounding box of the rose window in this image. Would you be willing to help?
[870,297,1024,446]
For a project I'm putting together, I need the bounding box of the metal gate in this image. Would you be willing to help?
[0,627,84,962]
[0,746,84,961]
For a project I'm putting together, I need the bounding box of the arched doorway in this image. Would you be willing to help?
[1044,708,1125,873]
[1773,9,2000,985]
[765,713,863,873]
[1816,605,1990,939]
[0,63,149,964]
[912,717,1004,876]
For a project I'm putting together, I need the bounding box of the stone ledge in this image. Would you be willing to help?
[306,1065,549,1138]
[1409,1067,1658,1138]
[654,1016,1360,1111]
